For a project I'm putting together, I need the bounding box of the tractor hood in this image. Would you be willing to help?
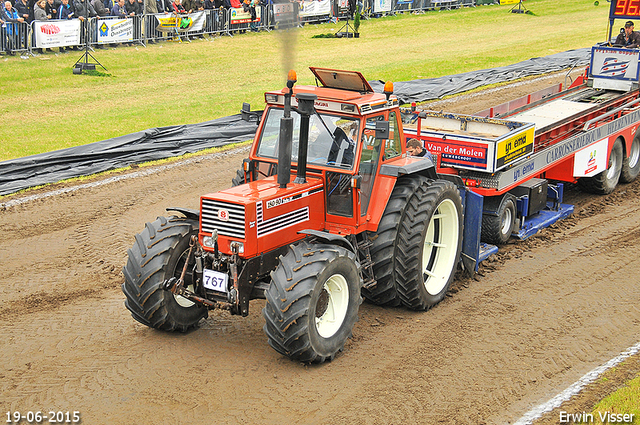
[199,176,326,257]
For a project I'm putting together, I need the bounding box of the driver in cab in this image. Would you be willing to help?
[615,21,640,48]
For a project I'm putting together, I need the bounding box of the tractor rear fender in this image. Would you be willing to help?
[379,157,438,180]
[166,207,200,221]
[298,229,356,254]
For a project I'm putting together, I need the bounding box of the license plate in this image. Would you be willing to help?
[202,269,228,293]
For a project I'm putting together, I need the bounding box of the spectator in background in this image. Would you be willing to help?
[58,0,75,20]
[74,0,97,21]
[14,0,31,23]
[125,0,140,42]
[45,0,60,19]
[102,0,115,13]
[157,0,172,13]
[1,0,25,55]
[92,0,108,15]
[172,0,186,13]
[182,0,194,12]
[33,0,47,53]
[125,0,139,15]
[242,0,257,31]
[34,0,47,20]
[111,0,127,17]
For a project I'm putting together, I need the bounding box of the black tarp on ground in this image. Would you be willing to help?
[0,115,260,196]
[0,47,591,196]
[369,48,591,104]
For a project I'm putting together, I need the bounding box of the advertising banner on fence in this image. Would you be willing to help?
[373,0,391,13]
[229,7,261,24]
[155,11,207,32]
[299,0,331,18]
[34,20,81,48]
[96,18,133,43]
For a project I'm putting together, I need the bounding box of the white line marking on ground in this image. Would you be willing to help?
[0,146,250,209]
[513,341,640,425]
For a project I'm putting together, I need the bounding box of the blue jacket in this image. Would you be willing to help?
[58,2,75,18]
[1,6,23,35]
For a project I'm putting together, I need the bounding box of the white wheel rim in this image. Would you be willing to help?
[607,144,621,180]
[629,138,640,169]
[174,290,195,308]
[315,274,349,338]
[501,206,513,236]
[422,198,460,295]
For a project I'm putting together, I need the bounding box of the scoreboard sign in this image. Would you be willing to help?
[610,0,640,20]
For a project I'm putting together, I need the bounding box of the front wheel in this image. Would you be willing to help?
[262,241,362,363]
[121,216,207,332]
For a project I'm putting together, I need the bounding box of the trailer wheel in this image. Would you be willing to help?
[481,194,517,245]
[121,216,207,332]
[395,179,463,311]
[363,177,423,307]
[578,138,623,194]
[621,134,640,183]
[262,241,362,363]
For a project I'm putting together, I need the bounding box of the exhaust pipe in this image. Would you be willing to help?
[294,93,317,184]
[278,71,297,189]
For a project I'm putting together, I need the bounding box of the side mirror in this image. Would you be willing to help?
[351,175,362,189]
[241,102,252,122]
[375,120,389,139]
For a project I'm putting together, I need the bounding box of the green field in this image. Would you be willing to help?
[0,0,610,161]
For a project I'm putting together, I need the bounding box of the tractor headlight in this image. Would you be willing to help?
[230,241,244,254]
[202,229,218,248]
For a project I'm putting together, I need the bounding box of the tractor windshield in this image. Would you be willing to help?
[256,107,360,170]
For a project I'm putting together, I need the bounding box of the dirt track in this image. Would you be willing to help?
[2,72,640,424]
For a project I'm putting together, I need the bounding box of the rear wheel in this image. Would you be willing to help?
[621,134,640,183]
[578,138,623,194]
[363,177,420,307]
[395,179,463,310]
[121,216,207,332]
[231,168,247,187]
[481,194,517,245]
[262,241,362,363]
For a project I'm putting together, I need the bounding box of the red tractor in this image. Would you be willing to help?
[122,68,466,362]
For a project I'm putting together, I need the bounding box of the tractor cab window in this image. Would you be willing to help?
[384,111,402,161]
[359,115,385,215]
[256,107,359,170]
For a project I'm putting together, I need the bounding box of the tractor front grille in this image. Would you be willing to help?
[201,199,246,239]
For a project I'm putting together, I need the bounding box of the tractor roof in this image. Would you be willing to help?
[264,68,398,115]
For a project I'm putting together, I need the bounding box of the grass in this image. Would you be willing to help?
[0,0,610,161]
[592,373,640,424]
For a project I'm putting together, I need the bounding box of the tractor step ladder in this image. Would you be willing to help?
[356,237,377,289]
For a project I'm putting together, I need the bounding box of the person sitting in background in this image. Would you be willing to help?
[615,21,640,48]
[406,138,433,161]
